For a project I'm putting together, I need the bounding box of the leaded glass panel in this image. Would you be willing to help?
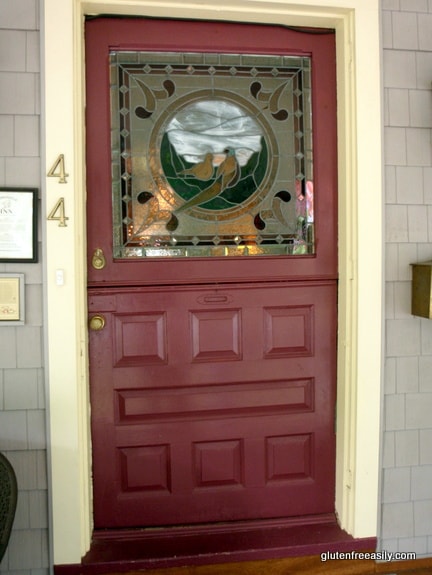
[110,51,314,258]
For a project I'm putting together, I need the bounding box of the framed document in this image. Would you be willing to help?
[0,273,25,324]
[0,188,38,263]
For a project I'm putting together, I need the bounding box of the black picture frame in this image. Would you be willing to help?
[0,188,38,263]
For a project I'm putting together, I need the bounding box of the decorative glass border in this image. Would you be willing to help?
[110,52,314,258]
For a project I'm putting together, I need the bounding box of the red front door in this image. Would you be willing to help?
[85,17,337,530]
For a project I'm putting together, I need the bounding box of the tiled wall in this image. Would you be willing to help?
[0,1,49,574]
[380,0,432,557]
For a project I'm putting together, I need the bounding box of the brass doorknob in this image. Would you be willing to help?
[89,314,106,331]
[92,248,106,270]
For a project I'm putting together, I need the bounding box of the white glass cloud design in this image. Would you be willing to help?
[166,100,263,167]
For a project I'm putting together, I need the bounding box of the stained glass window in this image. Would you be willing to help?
[110,51,314,258]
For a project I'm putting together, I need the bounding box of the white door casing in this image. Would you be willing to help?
[42,0,383,565]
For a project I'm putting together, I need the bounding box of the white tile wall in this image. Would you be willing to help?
[0,0,47,574]
[414,501,432,535]
[385,394,406,430]
[0,1,38,30]
[419,356,432,391]
[385,166,397,203]
[380,1,432,559]
[382,467,411,503]
[395,430,419,466]
[26,32,40,73]
[382,431,396,468]
[385,127,407,165]
[419,429,432,463]
[386,205,409,242]
[0,330,18,369]
[416,52,432,88]
[385,244,399,280]
[386,319,421,355]
[383,50,417,88]
[4,369,39,410]
[406,393,432,428]
[411,465,432,500]
[382,502,415,538]
[382,11,393,48]
[0,117,14,156]
[396,357,419,392]
[398,244,418,279]
[386,283,396,320]
[401,0,428,11]
[383,0,400,11]
[0,31,26,72]
[14,116,40,157]
[417,242,432,261]
[388,89,410,127]
[418,13,432,49]
[392,11,419,50]
[385,357,396,393]
[420,319,432,353]
[393,282,412,318]
[398,536,428,555]
[4,158,41,186]
[409,91,432,128]
[395,167,423,204]
[0,74,36,115]
[408,206,428,242]
[406,128,432,165]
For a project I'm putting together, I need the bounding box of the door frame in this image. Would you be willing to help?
[42,0,383,566]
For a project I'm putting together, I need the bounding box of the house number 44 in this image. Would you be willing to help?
[47,154,70,227]
[47,154,69,183]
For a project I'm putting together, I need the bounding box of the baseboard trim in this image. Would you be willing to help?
[55,514,378,574]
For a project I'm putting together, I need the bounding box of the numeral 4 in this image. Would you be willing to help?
[47,198,69,227]
[47,154,69,183]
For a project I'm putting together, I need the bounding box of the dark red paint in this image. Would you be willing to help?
[85,15,338,548]
[85,17,337,287]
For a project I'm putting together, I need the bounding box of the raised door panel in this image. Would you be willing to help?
[89,281,336,527]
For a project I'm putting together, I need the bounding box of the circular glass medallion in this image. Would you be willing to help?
[152,91,278,221]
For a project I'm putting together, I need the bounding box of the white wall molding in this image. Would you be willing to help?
[43,0,382,564]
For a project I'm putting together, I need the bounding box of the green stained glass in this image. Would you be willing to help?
[110,52,314,258]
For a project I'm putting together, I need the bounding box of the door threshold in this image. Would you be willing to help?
[57,515,376,574]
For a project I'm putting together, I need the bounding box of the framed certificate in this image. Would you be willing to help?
[0,273,25,324]
[0,188,38,263]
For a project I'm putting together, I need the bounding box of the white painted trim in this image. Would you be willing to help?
[43,0,382,564]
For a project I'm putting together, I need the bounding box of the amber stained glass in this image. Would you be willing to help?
[110,51,314,258]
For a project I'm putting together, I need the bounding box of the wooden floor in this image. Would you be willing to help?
[112,555,432,575]
[62,520,432,575]
[74,523,432,575]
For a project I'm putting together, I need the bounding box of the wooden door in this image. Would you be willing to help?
[85,17,337,530]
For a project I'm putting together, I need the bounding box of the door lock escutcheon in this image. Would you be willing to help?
[89,314,106,331]
[92,248,106,270]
